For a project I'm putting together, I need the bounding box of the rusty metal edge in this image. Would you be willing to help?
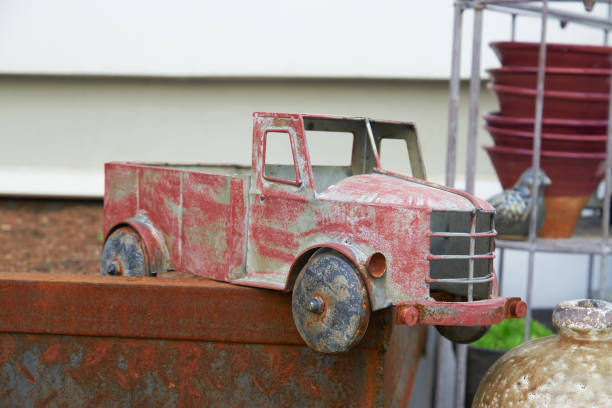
[0,272,392,349]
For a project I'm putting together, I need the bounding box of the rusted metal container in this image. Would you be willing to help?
[0,272,426,407]
[101,112,525,352]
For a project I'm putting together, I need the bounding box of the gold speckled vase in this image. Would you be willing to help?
[473,299,612,407]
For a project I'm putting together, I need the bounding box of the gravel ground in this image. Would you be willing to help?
[0,198,103,274]
[0,198,199,279]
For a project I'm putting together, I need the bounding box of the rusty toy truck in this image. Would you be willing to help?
[101,112,525,353]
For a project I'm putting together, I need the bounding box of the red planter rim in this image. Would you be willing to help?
[484,112,609,127]
[487,66,612,76]
[491,41,612,56]
[484,126,608,142]
[489,83,609,101]
[483,145,606,159]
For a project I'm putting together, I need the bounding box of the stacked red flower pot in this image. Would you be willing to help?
[484,41,612,238]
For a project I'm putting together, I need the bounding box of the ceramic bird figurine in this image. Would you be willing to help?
[488,168,551,240]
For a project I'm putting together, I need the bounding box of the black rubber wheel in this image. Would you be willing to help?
[100,226,153,277]
[436,325,489,344]
[292,251,370,353]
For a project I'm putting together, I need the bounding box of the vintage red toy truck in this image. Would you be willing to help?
[101,112,525,353]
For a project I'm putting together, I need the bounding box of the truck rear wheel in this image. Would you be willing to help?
[436,325,489,344]
[101,226,153,277]
[291,251,370,353]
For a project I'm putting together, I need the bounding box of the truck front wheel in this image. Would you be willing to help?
[101,226,153,277]
[291,251,370,353]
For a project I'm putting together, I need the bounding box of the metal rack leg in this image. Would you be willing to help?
[605,2,611,45]
[446,2,464,189]
[498,247,505,296]
[454,344,467,408]
[434,336,455,408]
[453,6,483,407]
[599,0,612,300]
[600,254,609,299]
[438,4,465,407]
[524,250,535,342]
[587,254,594,298]
[524,0,548,344]
[465,6,483,196]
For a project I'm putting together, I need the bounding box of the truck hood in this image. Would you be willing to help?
[318,173,493,212]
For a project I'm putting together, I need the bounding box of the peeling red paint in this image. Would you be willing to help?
[102,112,521,336]
[397,297,526,326]
[103,163,138,236]
[228,178,247,277]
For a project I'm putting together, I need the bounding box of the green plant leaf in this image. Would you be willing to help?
[470,318,553,350]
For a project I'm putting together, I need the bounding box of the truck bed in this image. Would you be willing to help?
[132,162,357,196]
[104,162,251,281]
[135,162,253,176]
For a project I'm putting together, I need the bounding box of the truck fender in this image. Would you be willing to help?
[104,212,170,276]
[285,243,374,308]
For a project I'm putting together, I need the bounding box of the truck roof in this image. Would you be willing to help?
[252,112,416,127]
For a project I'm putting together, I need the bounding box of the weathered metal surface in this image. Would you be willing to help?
[101,226,149,276]
[292,251,370,353]
[396,297,526,327]
[102,112,522,347]
[0,272,427,407]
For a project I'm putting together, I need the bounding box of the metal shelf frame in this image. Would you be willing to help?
[439,1,612,407]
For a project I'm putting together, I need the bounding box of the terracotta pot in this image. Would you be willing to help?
[488,66,612,93]
[484,145,606,238]
[491,41,612,69]
[473,299,612,407]
[538,196,591,238]
[484,112,608,135]
[484,145,605,197]
[490,83,609,120]
[485,125,607,153]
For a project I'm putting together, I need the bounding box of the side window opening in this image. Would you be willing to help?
[263,129,300,185]
[379,138,412,177]
[305,130,354,193]
[305,131,353,166]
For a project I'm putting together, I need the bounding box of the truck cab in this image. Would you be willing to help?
[102,112,525,353]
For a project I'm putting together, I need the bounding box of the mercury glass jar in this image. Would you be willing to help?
[472,299,612,407]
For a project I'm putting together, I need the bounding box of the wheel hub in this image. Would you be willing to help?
[307,297,325,314]
[106,261,122,276]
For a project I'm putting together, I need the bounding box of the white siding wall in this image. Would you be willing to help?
[0,0,606,79]
[0,1,607,197]
[0,77,500,197]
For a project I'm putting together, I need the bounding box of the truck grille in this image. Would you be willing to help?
[428,211,496,301]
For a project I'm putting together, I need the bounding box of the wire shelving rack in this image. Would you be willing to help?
[439,1,612,406]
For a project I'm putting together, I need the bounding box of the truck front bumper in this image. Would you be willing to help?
[396,297,526,326]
